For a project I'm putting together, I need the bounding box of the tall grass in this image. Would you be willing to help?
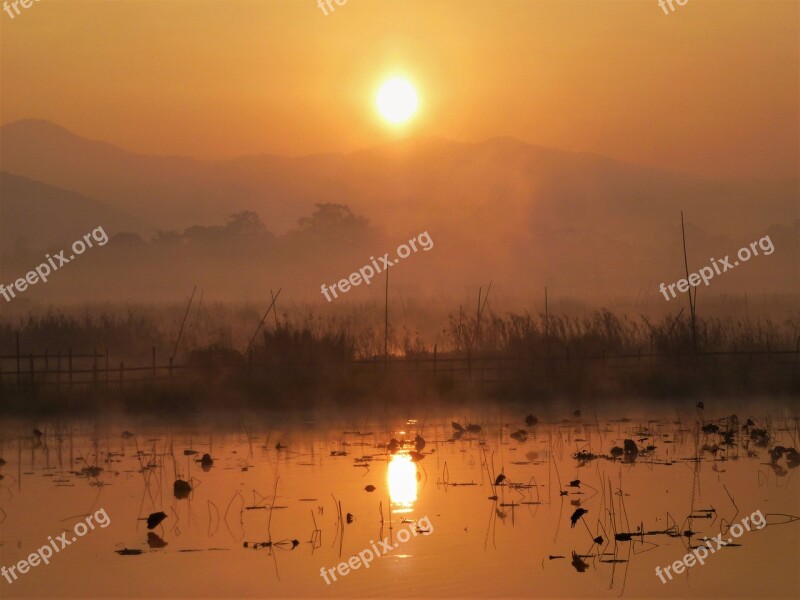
[1,303,797,363]
[449,308,799,357]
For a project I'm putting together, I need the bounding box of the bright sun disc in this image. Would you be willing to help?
[377,77,418,124]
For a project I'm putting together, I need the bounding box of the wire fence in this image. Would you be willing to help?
[1,341,797,391]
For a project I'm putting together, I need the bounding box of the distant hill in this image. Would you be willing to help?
[0,119,299,231]
[0,171,147,255]
[1,119,796,301]
[2,119,796,236]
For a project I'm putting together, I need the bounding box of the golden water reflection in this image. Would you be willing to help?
[388,453,417,511]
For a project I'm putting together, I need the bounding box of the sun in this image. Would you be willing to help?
[376,77,419,124]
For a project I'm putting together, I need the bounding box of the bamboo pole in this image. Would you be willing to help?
[680,211,697,354]
[384,269,389,363]
[475,286,482,351]
[270,289,279,328]
[246,288,282,354]
[171,286,197,364]
[16,332,20,386]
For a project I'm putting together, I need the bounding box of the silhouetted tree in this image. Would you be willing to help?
[297,203,370,238]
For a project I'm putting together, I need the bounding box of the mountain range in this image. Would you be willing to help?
[1,119,797,304]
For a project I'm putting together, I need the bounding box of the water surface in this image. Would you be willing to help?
[1,404,798,598]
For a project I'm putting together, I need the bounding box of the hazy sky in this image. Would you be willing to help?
[1,0,797,179]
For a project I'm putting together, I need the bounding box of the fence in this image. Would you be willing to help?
[0,335,798,392]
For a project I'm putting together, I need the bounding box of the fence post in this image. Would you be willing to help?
[16,331,21,386]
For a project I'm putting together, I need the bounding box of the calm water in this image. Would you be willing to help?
[1,403,799,598]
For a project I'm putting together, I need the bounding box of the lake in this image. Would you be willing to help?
[1,402,798,598]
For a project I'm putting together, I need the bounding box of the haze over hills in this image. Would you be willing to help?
[0,172,147,255]
[0,119,797,305]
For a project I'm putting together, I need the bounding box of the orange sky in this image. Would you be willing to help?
[1,0,797,179]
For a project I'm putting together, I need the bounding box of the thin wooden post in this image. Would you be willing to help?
[475,286,482,351]
[16,331,21,386]
[246,289,283,354]
[384,268,389,365]
[172,286,197,364]
[270,289,279,328]
[544,286,550,359]
[680,211,698,355]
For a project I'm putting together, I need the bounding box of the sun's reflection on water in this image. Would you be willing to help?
[388,453,417,512]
